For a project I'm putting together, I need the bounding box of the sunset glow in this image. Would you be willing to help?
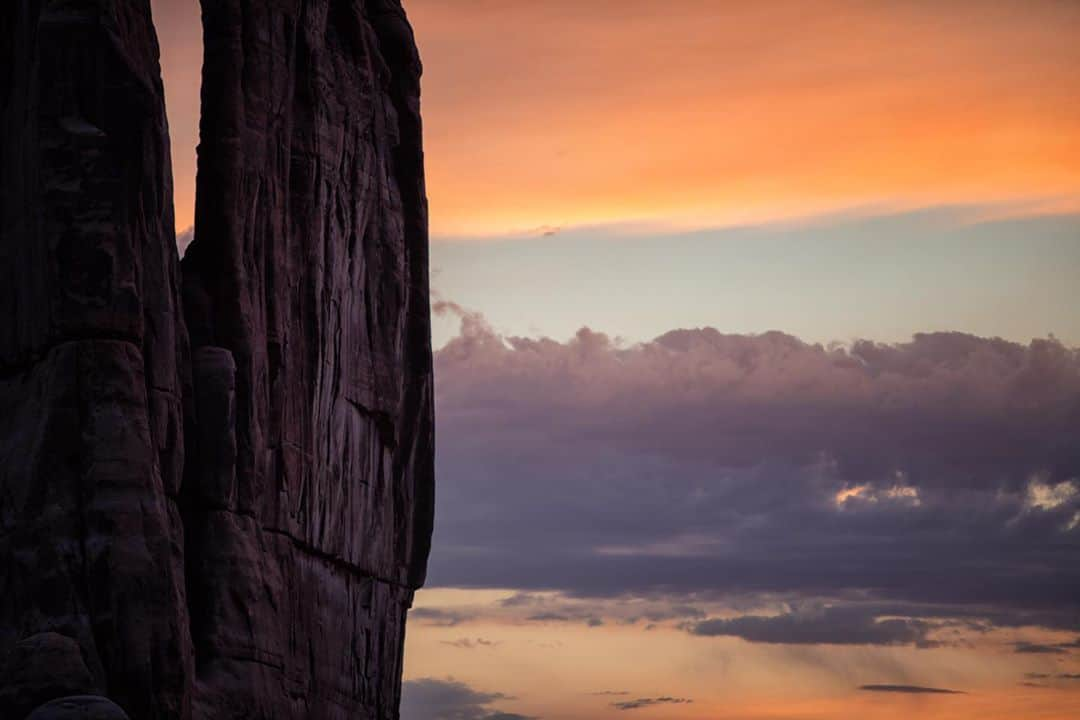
[413,0,1080,236]
[159,0,1080,238]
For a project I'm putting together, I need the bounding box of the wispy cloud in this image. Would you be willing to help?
[688,605,936,647]
[410,607,474,627]
[414,593,711,633]
[612,696,693,711]
[1015,642,1072,655]
[859,685,964,695]
[440,638,500,650]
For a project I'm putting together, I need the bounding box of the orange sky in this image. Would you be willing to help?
[410,0,1080,236]
[156,0,1080,237]
[403,589,1080,720]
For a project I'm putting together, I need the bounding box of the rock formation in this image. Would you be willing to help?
[0,1,194,716]
[0,0,434,718]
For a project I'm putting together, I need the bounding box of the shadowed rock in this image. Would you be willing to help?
[1,0,434,717]
[25,696,131,720]
[0,634,95,717]
[0,1,192,717]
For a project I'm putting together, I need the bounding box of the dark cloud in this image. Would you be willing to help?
[521,611,603,627]
[430,310,1080,640]
[858,685,964,695]
[589,691,630,696]
[401,678,537,720]
[527,613,572,623]
[1018,672,1080,686]
[647,605,707,621]
[410,608,474,627]
[414,593,713,635]
[500,593,545,608]
[1015,642,1070,655]
[688,604,935,646]
[612,697,693,711]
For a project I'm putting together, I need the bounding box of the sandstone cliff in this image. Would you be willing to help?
[0,1,433,718]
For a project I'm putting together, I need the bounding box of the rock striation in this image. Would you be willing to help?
[0,0,434,718]
[181,0,434,717]
[1,1,193,717]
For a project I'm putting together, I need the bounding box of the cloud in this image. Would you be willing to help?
[1014,642,1072,655]
[176,226,194,255]
[440,638,500,650]
[523,611,602,627]
[612,697,693,711]
[526,613,572,623]
[416,593,711,632]
[409,592,1078,649]
[430,311,1080,639]
[411,608,474,627]
[858,685,964,695]
[530,225,561,238]
[500,593,545,608]
[688,604,935,647]
[1019,672,1080,685]
[401,678,537,720]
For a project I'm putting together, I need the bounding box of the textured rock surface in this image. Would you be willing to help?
[0,634,96,715]
[181,0,434,716]
[25,696,131,720]
[1,0,434,718]
[0,1,192,718]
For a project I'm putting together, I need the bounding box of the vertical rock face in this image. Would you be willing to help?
[0,0,434,717]
[182,0,434,716]
[0,1,192,718]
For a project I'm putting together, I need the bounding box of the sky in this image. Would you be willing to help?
[152,1,1080,718]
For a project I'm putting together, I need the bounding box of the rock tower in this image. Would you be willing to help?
[0,1,434,717]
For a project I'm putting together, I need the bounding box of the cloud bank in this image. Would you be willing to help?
[430,307,1080,641]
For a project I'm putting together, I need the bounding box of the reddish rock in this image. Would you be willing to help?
[0,1,192,718]
[1,0,434,717]
[0,634,96,716]
[181,0,433,716]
